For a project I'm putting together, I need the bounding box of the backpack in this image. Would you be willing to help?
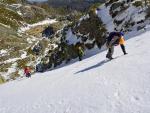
[120,31,124,36]
[107,32,117,44]
[107,32,121,46]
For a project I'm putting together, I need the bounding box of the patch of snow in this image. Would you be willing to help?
[132,12,146,22]
[51,44,58,49]
[3,58,20,64]
[0,23,11,28]
[21,51,27,59]
[2,63,17,80]
[85,38,95,44]
[27,38,33,44]
[17,11,22,16]
[18,19,57,33]
[66,29,81,45]
[18,69,24,78]
[9,4,22,9]
[97,5,115,32]
[79,14,90,22]
[145,24,150,30]
[0,50,8,56]
[1,55,27,65]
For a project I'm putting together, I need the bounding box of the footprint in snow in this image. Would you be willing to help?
[131,96,140,103]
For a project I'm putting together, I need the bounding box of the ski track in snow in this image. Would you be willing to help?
[0,30,150,113]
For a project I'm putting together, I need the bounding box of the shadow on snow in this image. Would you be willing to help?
[74,55,122,74]
[75,60,109,74]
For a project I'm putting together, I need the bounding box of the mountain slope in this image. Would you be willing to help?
[0,29,150,113]
[1,0,150,83]
[0,0,67,82]
[97,0,150,32]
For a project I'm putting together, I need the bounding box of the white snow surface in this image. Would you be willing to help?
[97,5,115,32]
[66,29,81,45]
[0,50,7,56]
[0,30,150,113]
[9,4,22,9]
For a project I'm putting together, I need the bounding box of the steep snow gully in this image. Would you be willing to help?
[0,29,150,113]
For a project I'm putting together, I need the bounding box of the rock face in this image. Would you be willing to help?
[0,0,59,82]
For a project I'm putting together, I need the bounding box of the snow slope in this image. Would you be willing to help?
[97,5,115,32]
[0,30,150,113]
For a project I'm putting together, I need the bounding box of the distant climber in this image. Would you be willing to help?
[24,66,31,77]
[36,63,44,72]
[77,46,84,61]
[106,31,127,60]
[36,57,50,72]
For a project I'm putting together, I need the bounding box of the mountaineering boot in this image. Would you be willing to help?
[106,54,113,60]
[120,44,127,55]
[108,56,114,60]
[124,52,128,55]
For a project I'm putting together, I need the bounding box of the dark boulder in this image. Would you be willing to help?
[42,26,54,38]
